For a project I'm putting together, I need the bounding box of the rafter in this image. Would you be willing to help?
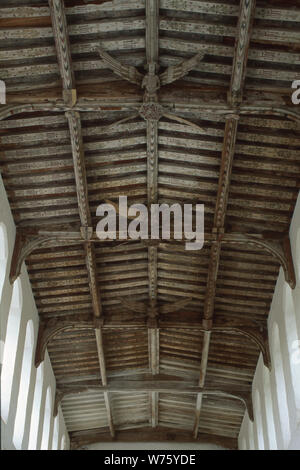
[193,0,256,439]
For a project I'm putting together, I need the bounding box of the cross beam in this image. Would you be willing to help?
[10,228,296,290]
[34,314,271,375]
[2,100,300,122]
[53,379,254,422]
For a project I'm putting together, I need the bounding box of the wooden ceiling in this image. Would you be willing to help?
[1,0,300,450]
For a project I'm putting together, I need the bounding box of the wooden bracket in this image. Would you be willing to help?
[222,233,297,289]
[35,315,94,368]
[213,322,271,371]
[9,230,56,284]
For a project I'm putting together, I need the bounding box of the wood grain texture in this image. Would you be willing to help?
[1,0,299,446]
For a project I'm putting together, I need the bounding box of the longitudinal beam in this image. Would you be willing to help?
[49,0,114,437]
[48,0,76,105]
[193,0,256,438]
[193,118,239,438]
[66,112,114,436]
[145,0,160,429]
[229,0,257,106]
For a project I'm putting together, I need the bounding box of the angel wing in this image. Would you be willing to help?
[119,298,147,315]
[159,52,205,87]
[97,46,144,86]
[160,297,193,314]
[163,112,207,133]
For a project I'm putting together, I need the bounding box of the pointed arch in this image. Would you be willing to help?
[0,222,8,303]
[41,387,52,450]
[262,366,277,449]
[248,420,255,450]
[296,227,300,283]
[1,279,23,423]
[283,284,300,413]
[13,320,35,449]
[60,434,66,450]
[254,389,265,450]
[52,416,59,450]
[271,322,291,448]
[28,363,44,450]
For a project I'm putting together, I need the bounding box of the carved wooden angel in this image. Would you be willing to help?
[97,46,205,95]
[97,46,207,131]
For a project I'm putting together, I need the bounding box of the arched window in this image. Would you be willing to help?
[41,387,52,450]
[240,437,246,450]
[52,416,59,450]
[0,222,8,303]
[60,434,66,450]
[296,227,300,282]
[28,364,44,450]
[1,279,22,423]
[283,284,300,413]
[262,366,277,449]
[0,339,4,369]
[271,322,291,448]
[13,321,34,449]
[254,389,265,450]
[248,420,255,450]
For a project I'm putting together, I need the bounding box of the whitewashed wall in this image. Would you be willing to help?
[0,175,70,450]
[239,192,300,450]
